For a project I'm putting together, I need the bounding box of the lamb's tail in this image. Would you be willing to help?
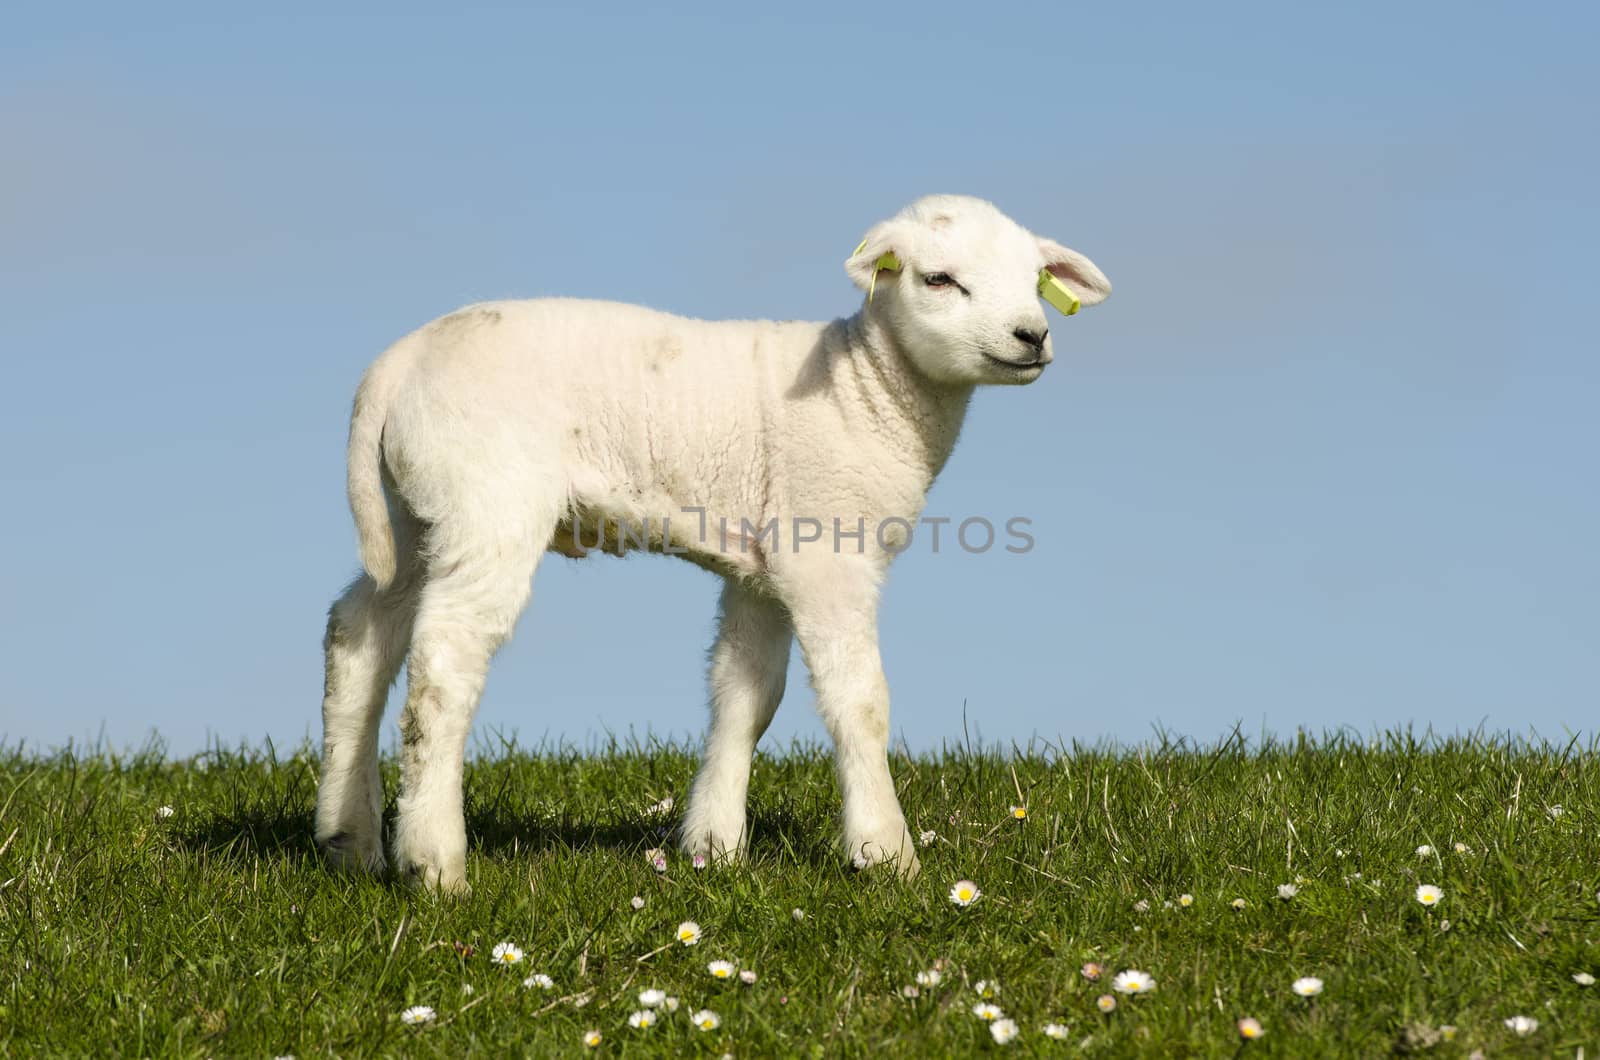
[346,341,413,590]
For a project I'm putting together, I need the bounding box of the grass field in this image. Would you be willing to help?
[3,730,1598,1057]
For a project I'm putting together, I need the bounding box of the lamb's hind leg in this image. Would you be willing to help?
[390,517,546,895]
[680,582,793,862]
[314,549,420,874]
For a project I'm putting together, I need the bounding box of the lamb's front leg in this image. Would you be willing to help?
[782,562,919,877]
[680,582,793,862]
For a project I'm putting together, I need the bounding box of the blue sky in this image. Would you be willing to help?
[2,2,1596,756]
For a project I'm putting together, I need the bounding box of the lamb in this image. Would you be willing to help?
[313,194,1111,892]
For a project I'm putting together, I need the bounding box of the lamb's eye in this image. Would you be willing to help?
[924,272,956,287]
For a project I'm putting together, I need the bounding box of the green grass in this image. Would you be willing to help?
[3,729,1599,1057]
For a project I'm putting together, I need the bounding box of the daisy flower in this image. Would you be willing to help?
[901,984,921,999]
[1439,1025,1458,1041]
[1112,970,1154,995]
[915,969,942,987]
[1574,972,1596,986]
[1415,884,1443,907]
[1237,1017,1264,1040]
[646,796,675,815]
[676,921,702,946]
[792,908,805,922]
[663,996,680,1012]
[692,853,708,870]
[919,829,938,847]
[708,960,737,980]
[399,1005,436,1025]
[155,805,175,819]
[1080,962,1103,982]
[1453,841,1472,854]
[1231,898,1247,910]
[1043,1022,1070,1039]
[583,1029,602,1048]
[647,848,668,873]
[1277,883,1298,900]
[1415,844,1434,857]
[1096,994,1117,1013]
[949,879,981,906]
[491,942,524,967]
[1009,805,1028,821]
[1505,1015,1538,1036]
[638,988,666,1008]
[522,973,554,990]
[1179,893,1194,907]
[972,1002,1003,1021]
[1548,805,1565,819]
[691,1009,721,1031]
[1291,976,1324,998]
[1133,899,1151,913]
[990,1018,1019,1044]
[630,895,645,910]
[974,979,1001,999]
[739,968,757,985]
[628,1009,657,1029]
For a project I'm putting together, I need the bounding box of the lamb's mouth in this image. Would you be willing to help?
[980,352,1046,373]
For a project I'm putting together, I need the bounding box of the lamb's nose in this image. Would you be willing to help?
[1013,326,1048,354]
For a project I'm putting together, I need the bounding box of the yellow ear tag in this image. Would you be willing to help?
[1038,269,1081,316]
[854,239,902,304]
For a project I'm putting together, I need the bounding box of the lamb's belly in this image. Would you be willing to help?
[548,496,770,582]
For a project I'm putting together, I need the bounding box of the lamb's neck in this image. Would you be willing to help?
[838,312,974,495]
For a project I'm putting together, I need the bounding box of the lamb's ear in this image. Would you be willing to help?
[845,220,907,293]
[1037,237,1112,307]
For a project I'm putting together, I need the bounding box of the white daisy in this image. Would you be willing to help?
[583,1029,602,1048]
[399,1005,435,1025]
[739,969,757,985]
[1574,972,1596,986]
[1133,899,1151,913]
[990,1017,1019,1044]
[1415,844,1434,857]
[1237,1017,1264,1040]
[630,895,645,910]
[155,805,175,819]
[1096,994,1117,1013]
[1291,976,1323,997]
[972,1002,1003,1021]
[901,984,920,998]
[1453,841,1472,854]
[949,879,981,906]
[638,988,666,1008]
[522,973,554,990]
[646,796,675,815]
[974,979,1001,999]
[1231,898,1248,910]
[491,941,524,966]
[915,969,942,987]
[1415,884,1443,907]
[663,996,680,1012]
[1112,970,1154,995]
[677,921,702,946]
[628,1009,657,1029]
[1043,1022,1070,1039]
[791,908,805,922]
[708,960,737,980]
[919,829,938,847]
[1178,893,1194,907]
[691,1008,721,1031]
[1505,1014,1538,1036]
[1548,805,1565,819]
[1009,805,1027,821]
[1277,883,1298,900]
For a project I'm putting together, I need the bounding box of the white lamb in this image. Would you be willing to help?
[313,194,1111,892]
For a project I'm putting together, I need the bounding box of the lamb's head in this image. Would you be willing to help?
[845,195,1111,386]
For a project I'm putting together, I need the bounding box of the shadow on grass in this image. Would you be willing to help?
[172,802,827,870]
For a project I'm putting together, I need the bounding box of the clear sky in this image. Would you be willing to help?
[3,2,1596,757]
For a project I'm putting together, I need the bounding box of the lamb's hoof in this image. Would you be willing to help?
[317,830,386,875]
[397,857,472,897]
[677,827,746,866]
[846,832,921,880]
